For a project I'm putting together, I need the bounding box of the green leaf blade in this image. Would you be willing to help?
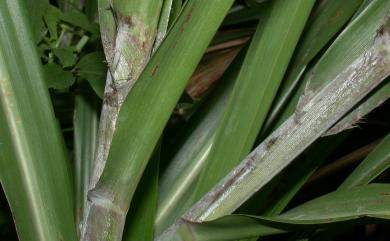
[74,86,99,224]
[155,50,245,233]
[172,184,390,241]
[0,1,78,241]
[122,147,160,241]
[192,0,315,205]
[339,133,390,189]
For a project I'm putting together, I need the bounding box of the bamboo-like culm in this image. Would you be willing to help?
[81,1,234,240]
[157,19,390,241]
[90,0,162,190]
[81,0,162,240]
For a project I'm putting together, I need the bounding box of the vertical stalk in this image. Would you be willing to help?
[81,1,162,240]
[91,0,163,190]
[82,1,234,241]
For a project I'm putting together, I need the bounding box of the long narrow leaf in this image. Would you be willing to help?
[339,132,390,189]
[173,184,390,241]
[74,86,99,224]
[191,0,315,204]
[122,146,160,241]
[0,1,77,241]
[156,49,246,233]
[26,0,48,42]
[290,119,390,241]
[153,0,174,51]
[242,134,348,216]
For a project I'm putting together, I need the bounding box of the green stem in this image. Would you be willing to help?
[81,1,163,240]
[82,1,234,240]
[91,0,163,190]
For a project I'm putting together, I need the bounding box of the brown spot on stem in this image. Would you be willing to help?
[103,82,120,107]
[125,32,150,52]
[120,15,133,26]
[151,65,159,76]
[294,111,305,125]
[205,164,248,209]
[185,7,194,23]
[2,91,12,97]
[266,136,278,150]
[376,16,390,37]
[377,25,385,37]
[180,6,195,33]
[381,192,390,196]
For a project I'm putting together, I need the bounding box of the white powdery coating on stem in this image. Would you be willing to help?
[80,191,126,241]
[80,17,155,240]
[182,29,390,223]
[325,28,390,136]
[90,18,152,189]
